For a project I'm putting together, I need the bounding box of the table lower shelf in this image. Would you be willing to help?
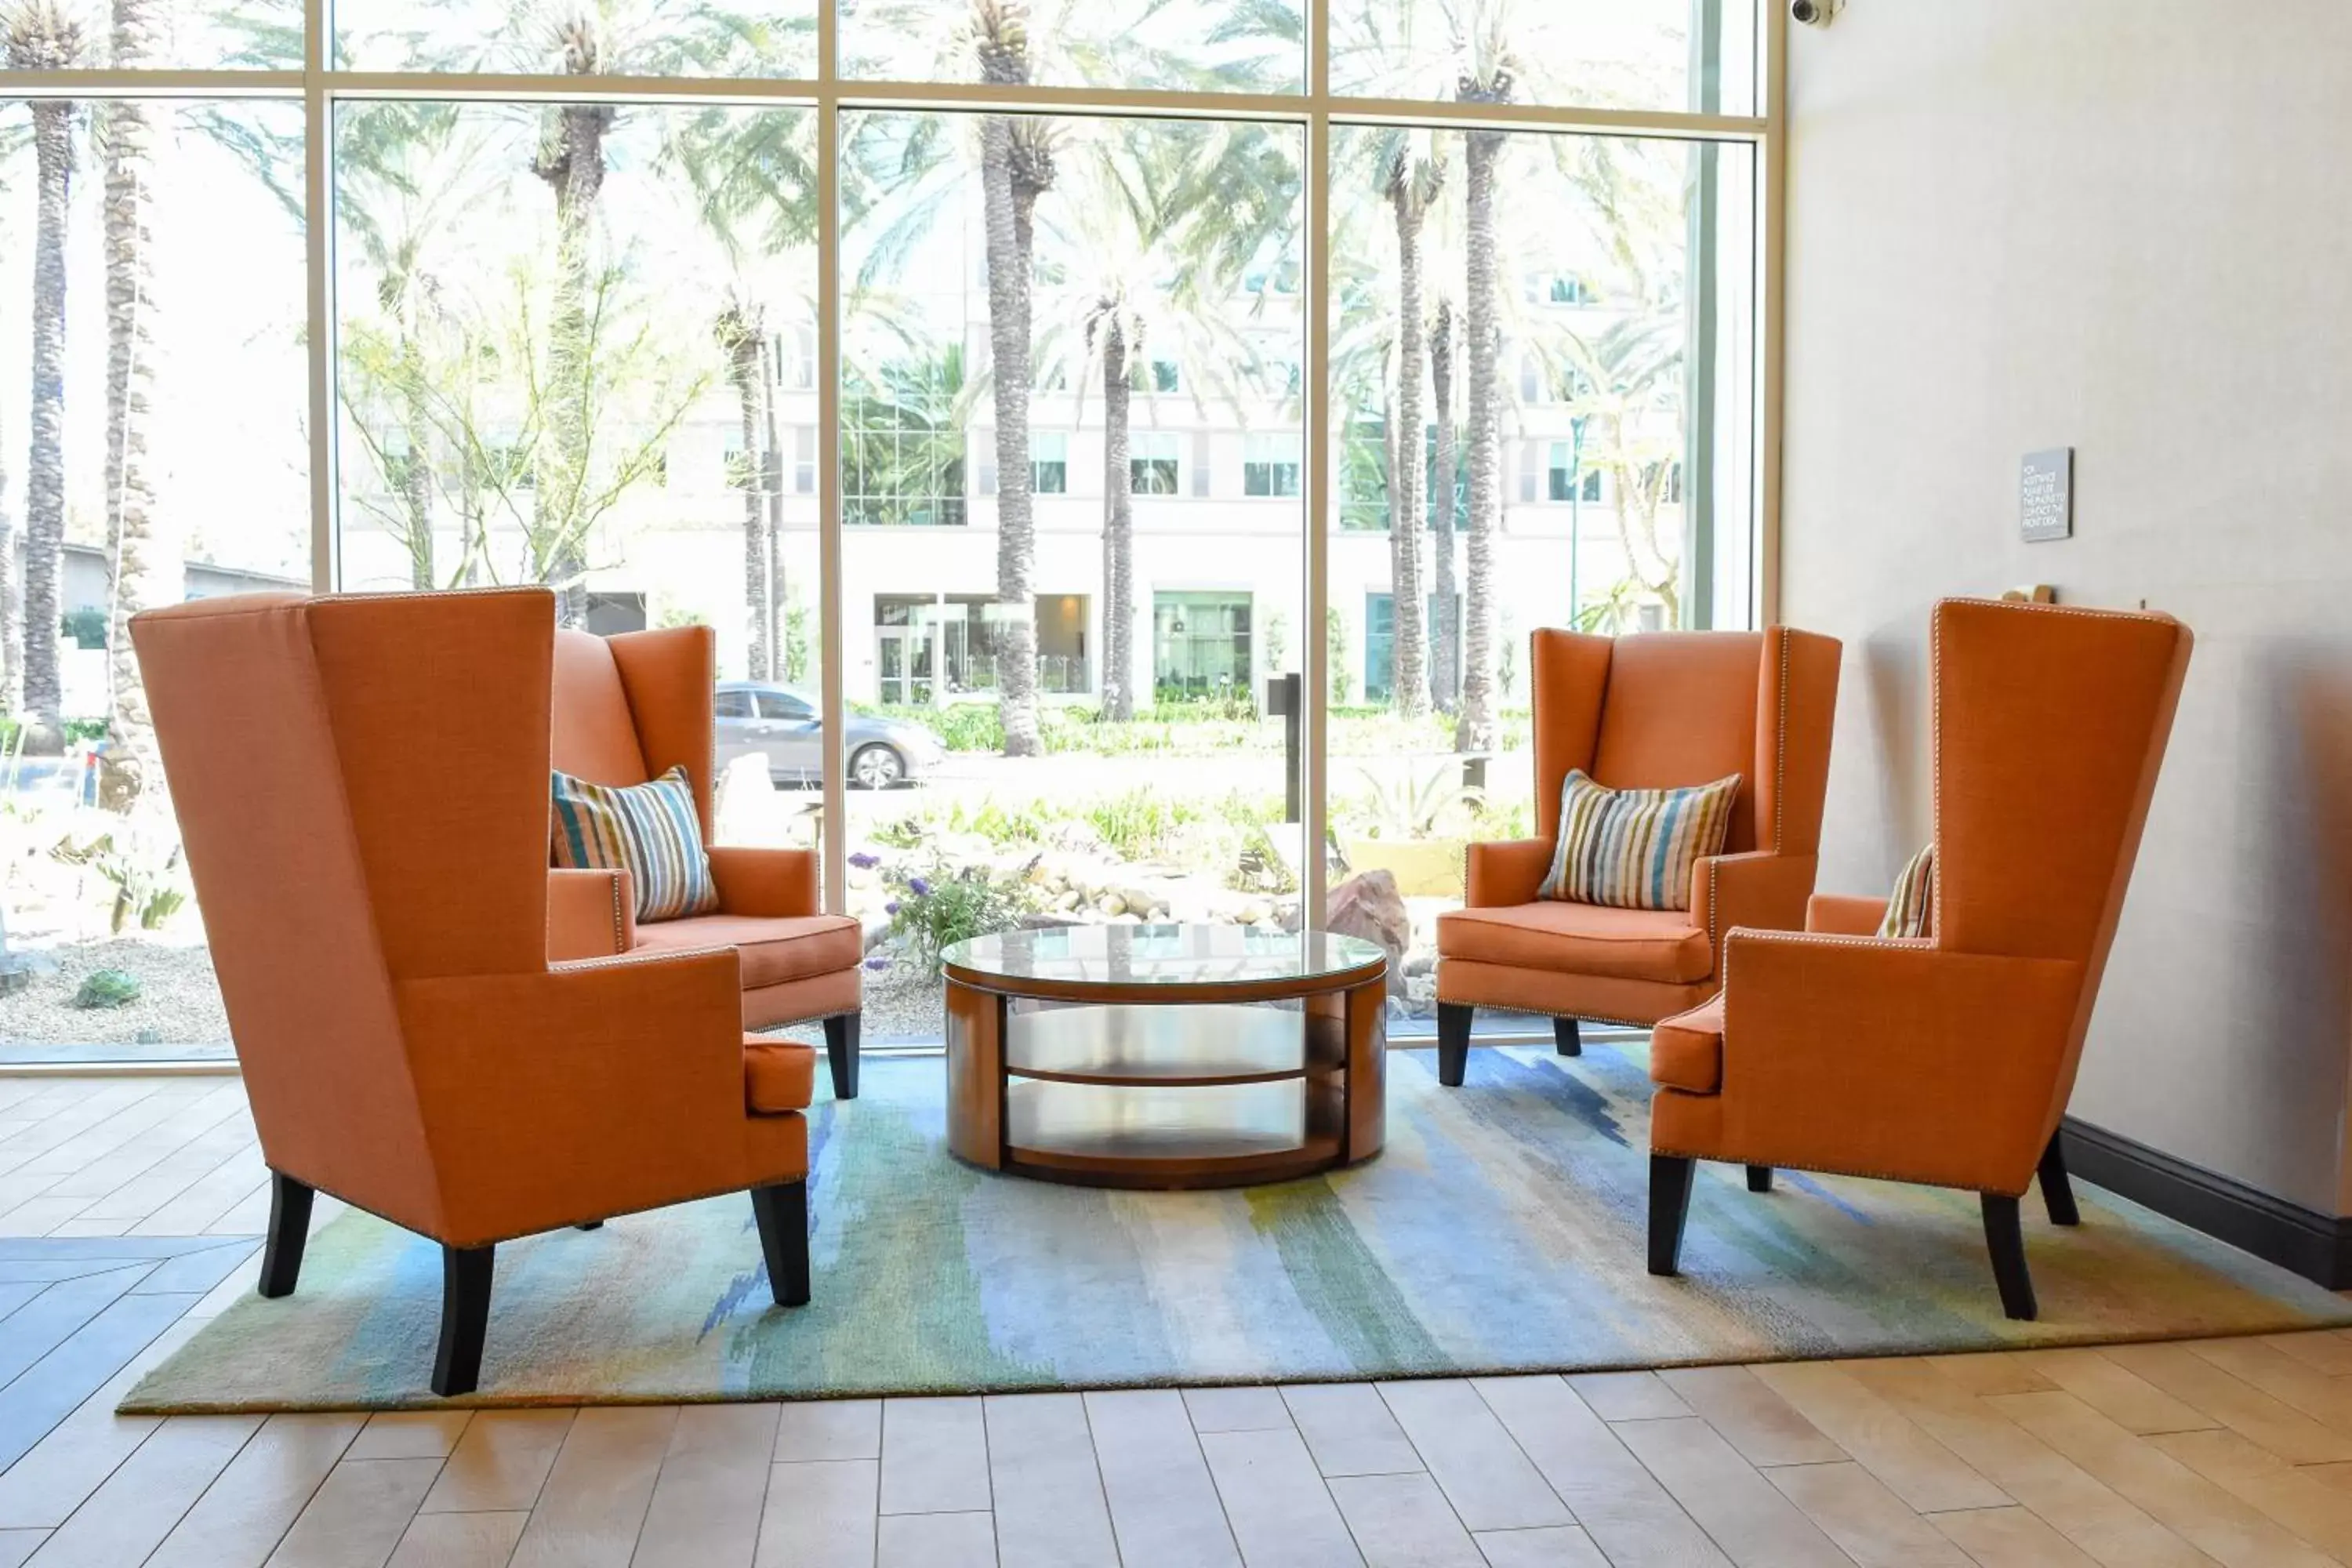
[1003,1076,1344,1189]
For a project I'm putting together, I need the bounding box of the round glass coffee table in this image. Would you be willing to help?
[941,924,1390,1189]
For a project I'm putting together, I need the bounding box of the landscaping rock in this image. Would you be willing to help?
[1325,870,1410,995]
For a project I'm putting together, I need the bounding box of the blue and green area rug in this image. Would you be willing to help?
[122,1047,2352,1412]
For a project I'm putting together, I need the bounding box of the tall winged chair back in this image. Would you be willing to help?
[1436,626,1841,1083]
[1933,601,2193,1122]
[1645,598,2193,1319]
[132,589,819,1396]
[548,624,866,1097]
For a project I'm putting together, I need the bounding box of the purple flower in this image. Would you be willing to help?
[908,877,932,897]
[884,900,902,915]
[864,956,891,972]
[848,851,880,869]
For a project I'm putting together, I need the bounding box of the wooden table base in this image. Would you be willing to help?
[945,979,1388,1189]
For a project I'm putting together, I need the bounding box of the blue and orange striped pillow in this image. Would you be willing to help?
[1537,769,1743,913]
[550,765,720,923]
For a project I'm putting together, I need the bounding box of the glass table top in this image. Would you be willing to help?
[942,924,1386,990]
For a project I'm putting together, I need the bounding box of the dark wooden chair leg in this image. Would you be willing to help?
[824,1011,861,1101]
[1436,1003,1473,1087]
[1746,1165,1773,1194]
[1649,1154,1696,1276]
[431,1245,495,1398]
[258,1172,314,1299]
[1553,1016,1581,1057]
[2038,1133,2080,1226]
[1982,1195,2037,1320]
[751,1181,811,1308]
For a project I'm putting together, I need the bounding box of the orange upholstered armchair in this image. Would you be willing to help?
[132,589,818,1397]
[1646,599,2193,1319]
[550,626,864,1098]
[1434,626,1842,1085]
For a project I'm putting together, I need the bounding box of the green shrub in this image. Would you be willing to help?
[73,968,141,1010]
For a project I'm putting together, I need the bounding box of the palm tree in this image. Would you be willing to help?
[974,0,1054,757]
[1381,131,1442,719]
[5,0,84,755]
[532,16,617,627]
[716,298,773,678]
[93,0,171,808]
[0,117,25,714]
[1429,296,1458,711]
[1561,314,1686,622]
[666,103,821,683]
[1453,31,1515,756]
[1030,120,1278,722]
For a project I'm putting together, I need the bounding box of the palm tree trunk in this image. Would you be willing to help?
[760,334,787,684]
[722,307,771,679]
[100,0,172,811]
[1101,318,1134,721]
[532,27,612,629]
[1388,179,1428,719]
[1430,299,1458,713]
[399,368,436,589]
[18,92,76,755]
[1454,122,1504,756]
[0,387,19,716]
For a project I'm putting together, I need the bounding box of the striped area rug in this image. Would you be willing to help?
[123,1047,2352,1412]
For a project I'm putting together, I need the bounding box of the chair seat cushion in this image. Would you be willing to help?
[1650,995,1725,1094]
[1438,902,1714,984]
[744,1036,818,1113]
[636,913,863,989]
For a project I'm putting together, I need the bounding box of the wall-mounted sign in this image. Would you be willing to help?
[2021,448,2074,543]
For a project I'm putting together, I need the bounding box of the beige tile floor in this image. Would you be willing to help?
[5,1073,2352,1566]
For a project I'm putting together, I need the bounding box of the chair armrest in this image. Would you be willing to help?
[548,867,635,960]
[1806,894,1890,936]
[1702,931,2082,1192]
[1686,851,1817,965]
[1465,838,1553,909]
[709,846,821,918]
[396,946,757,1244]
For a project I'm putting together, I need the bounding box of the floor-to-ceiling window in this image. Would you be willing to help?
[0,0,1772,1065]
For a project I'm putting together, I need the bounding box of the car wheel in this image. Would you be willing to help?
[850,743,906,790]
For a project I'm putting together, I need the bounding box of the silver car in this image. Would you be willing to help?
[715,683,946,789]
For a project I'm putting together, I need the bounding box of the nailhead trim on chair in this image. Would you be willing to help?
[1698,630,1797,978]
[608,873,627,955]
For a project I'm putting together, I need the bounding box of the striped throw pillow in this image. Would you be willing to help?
[1536,769,1743,913]
[550,764,720,924]
[1878,844,1935,938]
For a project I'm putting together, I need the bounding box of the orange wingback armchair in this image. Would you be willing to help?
[1434,626,1842,1085]
[1646,598,2193,1320]
[131,588,818,1398]
[550,625,865,1098]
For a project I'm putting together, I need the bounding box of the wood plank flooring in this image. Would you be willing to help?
[6,1073,2352,1566]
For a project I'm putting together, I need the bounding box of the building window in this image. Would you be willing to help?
[1032,431,1069,495]
[794,426,816,495]
[1548,441,1602,503]
[1131,431,1181,496]
[844,358,967,527]
[1154,592,1251,699]
[776,323,817,391]
[1131,358,1180,394]
[1339,415,1388,531]
[1244,434,1301,498]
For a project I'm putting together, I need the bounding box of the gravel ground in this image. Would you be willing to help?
[0,936,231,1045]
